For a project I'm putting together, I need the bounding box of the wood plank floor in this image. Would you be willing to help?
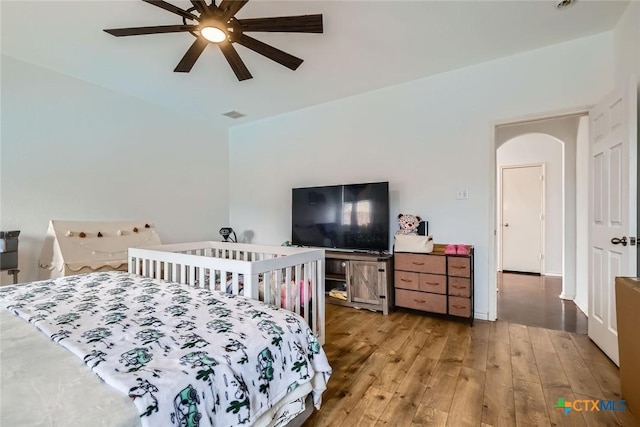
[304,305,638,427]
[497,273,588,334]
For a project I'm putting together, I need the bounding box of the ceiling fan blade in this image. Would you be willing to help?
[236,34,303,71]
[218,0,249,20]
[218,41,252,81]
[190,0,209,15]
[174,37,209,72]
[142,0,198,21]
[238,14,323,33]
[104,25,197,37]
[190,0,209,13]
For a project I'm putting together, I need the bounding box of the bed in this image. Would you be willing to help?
[0,241,330,427]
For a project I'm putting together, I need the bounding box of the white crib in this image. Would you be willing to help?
[128,241,326,344]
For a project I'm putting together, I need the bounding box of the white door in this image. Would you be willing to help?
[501,165,544,274]
[588,77,638,366]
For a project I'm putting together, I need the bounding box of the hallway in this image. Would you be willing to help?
[497,272,588,334]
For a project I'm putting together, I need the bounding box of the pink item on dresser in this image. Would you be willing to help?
[456,245,470,255]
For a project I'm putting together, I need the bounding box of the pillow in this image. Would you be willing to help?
[394,234,434,253]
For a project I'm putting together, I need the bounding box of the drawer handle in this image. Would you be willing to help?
[412,262,425,266]
[451,266,467,269]
[413,299,426,303]
[452,304,466,309]
[452,285,466,289]
[400,278,413,283]
[425,282,439,286]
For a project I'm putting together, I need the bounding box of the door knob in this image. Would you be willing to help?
[611,236,628,246]
[504,223,509,227]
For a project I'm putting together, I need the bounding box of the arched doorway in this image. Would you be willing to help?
[492,114,589,333]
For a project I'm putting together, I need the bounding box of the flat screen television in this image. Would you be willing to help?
[291,181,389,251]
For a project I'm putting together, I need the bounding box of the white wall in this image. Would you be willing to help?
[614,1,640,84]
[496,134,563,275]
[0,56,230,284]
[575,116,589,315]
[228,33,615,320]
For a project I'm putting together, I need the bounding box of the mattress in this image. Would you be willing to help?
[0,272,331,426]
[1,309,140,427]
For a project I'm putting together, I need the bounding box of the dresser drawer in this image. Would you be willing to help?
[395,253,446,275]
[449,277,471,297]
[395,289,446,313]
[449,296,471,318]
[419,273,446,294]
[448,256,471,278]
[395,271,420,291]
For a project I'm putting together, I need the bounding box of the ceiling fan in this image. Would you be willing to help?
[104,0,323,81]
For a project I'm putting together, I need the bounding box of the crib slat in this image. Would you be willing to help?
[318,258,325,345]
[188,266,195,287]
[231,272,240,295]
[246,274,259,299]
[296,266,302,315]
[304,262,318,338]
[199,266,205,289]
[179,264,185,284]
[283,267,290,311]
[301,263,308,322]
[219,270,227,293]
[263,270,272,306]
[275,269,282,308]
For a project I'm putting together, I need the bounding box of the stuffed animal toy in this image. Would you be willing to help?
[396,213,421,235]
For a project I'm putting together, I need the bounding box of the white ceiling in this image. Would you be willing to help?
[1,0,630,127]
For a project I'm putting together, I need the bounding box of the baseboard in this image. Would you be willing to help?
[574,298,588,316]
[473,311,489,321]
[544,272,562,277]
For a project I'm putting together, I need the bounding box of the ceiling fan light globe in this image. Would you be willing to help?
[201,26,227,43]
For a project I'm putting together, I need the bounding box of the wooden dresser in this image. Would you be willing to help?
[394,244,474,324]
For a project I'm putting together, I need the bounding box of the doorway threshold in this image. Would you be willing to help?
[501,270,541,276]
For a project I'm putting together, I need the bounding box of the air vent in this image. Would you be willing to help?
[222,110,246,119]
[556,0,575,9]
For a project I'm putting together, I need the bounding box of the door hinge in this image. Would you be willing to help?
[631,237,637,246]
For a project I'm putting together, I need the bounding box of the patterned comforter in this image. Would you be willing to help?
[0,272,331,427]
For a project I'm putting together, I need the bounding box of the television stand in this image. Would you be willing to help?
[325,250,393,315]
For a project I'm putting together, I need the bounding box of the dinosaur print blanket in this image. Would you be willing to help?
[0,272,331,427]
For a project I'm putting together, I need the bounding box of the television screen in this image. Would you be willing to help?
[291,182,389,251]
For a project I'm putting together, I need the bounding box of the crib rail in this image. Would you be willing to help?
[128,242,326,344]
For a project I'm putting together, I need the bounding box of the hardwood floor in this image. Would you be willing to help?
[305,304,638,427]
[497,272,588,334]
